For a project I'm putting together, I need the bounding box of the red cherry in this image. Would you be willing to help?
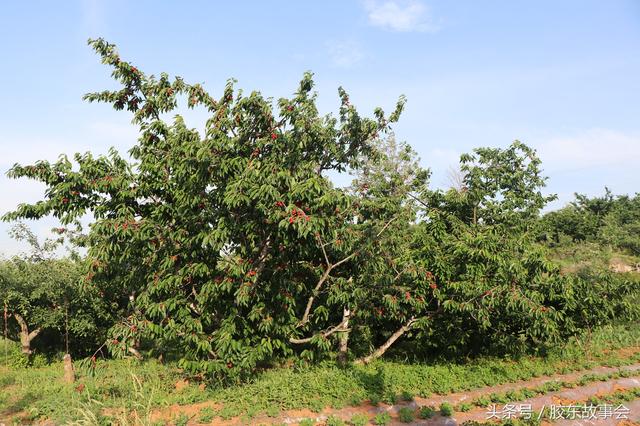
[227,362,233,368]
[430,283,437,290]
[270,132,277,140]
[62,198,69,204]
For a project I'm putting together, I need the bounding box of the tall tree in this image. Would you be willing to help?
[3,39,405,377]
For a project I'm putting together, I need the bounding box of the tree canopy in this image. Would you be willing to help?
[3,39,638,379]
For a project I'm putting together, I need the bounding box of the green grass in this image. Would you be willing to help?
[197,406,215,423]
[1,323,639,424]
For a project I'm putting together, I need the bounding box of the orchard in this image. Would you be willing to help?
[2,39,638,381]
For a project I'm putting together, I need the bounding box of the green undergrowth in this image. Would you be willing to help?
[1,323,640,424]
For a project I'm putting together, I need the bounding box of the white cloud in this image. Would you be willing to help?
[326,40,365,68]
[363,0,440,33]
[534,128,640,173]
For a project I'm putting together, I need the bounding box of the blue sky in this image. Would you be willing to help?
[1,1,639,255]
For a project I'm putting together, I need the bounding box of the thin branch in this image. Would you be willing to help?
[290,315,351,344]
[298,267,332,327]
[316,234,330,267]
[297,216,399,327]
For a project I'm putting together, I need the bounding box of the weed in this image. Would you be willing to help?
[440,402,454,417]
[398,407,415,423]
[350,413,369,426]
[326,415,345,426]
[400,390,414,401]
[373,411,392,425]
[420,405,437,419]
[198,407,216,423]
[384,392,399,405]
[265,405,280,418]
[474,395,491,407]
[173,413,189,426]
[348,394,363,406]
[458,402,473,412]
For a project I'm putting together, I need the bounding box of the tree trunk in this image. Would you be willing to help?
[337,308,350,364]
[356,317,416,365]
[128,346,143,360]
[63,353,75,383]
[14,313,41,355]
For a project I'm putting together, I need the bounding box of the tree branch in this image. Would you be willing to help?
[298,216,399,327]
[290,315,351,344]
[356,316,417,364]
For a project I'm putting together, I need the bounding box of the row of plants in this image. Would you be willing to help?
[459,368,639,410]
[2,324,639,423]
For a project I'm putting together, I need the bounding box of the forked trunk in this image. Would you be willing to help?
[14,313,41,355]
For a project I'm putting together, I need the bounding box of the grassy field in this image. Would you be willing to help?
[1,323,640,425]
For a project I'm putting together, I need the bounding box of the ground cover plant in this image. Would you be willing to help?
[2,324,640,423]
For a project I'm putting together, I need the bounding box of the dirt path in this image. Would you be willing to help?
[450,376,640,426]
[256,364,640,426]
